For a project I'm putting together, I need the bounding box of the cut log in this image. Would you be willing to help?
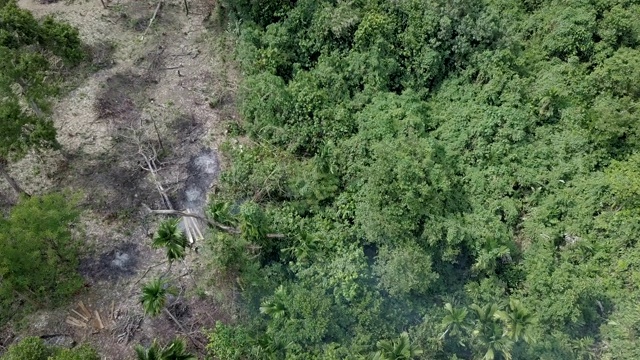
[94,311,104,329]
[65,317,87,328]
[78,301,91,319]
[71,309,89,322]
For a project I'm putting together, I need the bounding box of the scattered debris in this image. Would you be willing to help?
[115,313,143,344]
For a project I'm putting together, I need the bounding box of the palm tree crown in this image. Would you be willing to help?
[494,299,535,344]
[372,332,423,360]
[135,339,196,360]
[153,219,188,263]
[141,277,173,317]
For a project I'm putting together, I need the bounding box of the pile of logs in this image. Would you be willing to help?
[65,301,113,332]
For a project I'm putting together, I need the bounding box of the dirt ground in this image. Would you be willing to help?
[0,0,240,358]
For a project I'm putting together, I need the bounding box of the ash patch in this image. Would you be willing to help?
[95,72,155,123]
[41,334,75,349]
[179,148,218,211]
[77,157,157,217]
[81,242,140,281]
[89,41,116,70]
[167,301,190,321]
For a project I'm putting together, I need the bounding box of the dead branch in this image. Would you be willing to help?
[115,313,143,344]
[125,122,173,210]
[131,260,169,290]
[164,308,204,349]
[160,65,184,70]
[142,1,163,40]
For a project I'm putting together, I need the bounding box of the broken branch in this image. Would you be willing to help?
[141,1,163,40]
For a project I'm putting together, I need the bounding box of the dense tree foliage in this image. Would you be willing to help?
[204,0,640,359]
[0,193,82,326]
[0,337,98,360]
[0,0,84,194]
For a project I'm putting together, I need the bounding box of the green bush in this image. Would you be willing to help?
[0,338,99,360]
[0,193,82,325]
[0,337,50,360]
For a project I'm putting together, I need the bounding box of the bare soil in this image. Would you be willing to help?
[1,0,240,357]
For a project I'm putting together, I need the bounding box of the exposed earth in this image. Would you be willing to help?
[0,0,239,357]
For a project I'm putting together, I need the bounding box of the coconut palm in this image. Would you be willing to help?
[440,302,470,340]
[135,340,163,360]
[494,299,535,344]
[153,219,188,263]
[135,339,196,360]
[160,339,197,360]
[141,277,175,317]
[470,303,514,360]
[139,280,203,350]
[372,332,423,360]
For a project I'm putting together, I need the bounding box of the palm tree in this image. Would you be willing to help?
[139,279,204,349]
[141,278,174,317]
[135,339,196,360]
[160,339,197,360]
[259,285,287,319]
[470,303,514,360]
[135,340,163,360]
[440,302,469,340]
[494,299,535,344]
[372,332,423,360]
[153,219,188,264]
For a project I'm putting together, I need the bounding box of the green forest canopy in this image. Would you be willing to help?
[204,0,640,359]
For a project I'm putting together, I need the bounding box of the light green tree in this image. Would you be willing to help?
[0,193,82,324]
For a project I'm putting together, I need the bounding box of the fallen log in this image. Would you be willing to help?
[142,204,286,239]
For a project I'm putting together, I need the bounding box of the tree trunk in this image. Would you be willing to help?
[0,158,30,197]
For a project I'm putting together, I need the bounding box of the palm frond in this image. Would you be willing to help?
[141,278,169,316]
